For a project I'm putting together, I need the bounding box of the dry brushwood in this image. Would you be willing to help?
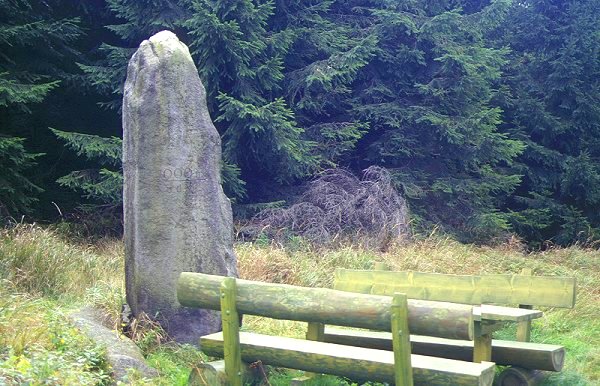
[251,166,409,249]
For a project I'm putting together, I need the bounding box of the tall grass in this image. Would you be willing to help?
[0,224,122,299]
[0,225,122,385]
[0,282,111,384]
[236,238,600,385]
[1,225,598,385]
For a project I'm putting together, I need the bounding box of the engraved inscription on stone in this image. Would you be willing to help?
[158,167,207,195]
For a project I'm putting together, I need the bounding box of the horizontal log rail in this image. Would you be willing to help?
[177,272,474,340]
[322,328,565,372]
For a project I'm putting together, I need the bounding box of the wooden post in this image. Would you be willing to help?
[391,293,413,386]
[517,268,533,342]
[473,334,492,363]
[297,322,325,382]
[373,262,390,271]
[306,322,324,341]
[220,277,243,386]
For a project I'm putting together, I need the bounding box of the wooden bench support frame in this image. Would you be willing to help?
[300,294,413,386]
[332,267,575,379]
[179,272,498,386]
[300,321,325,381]
[516,268,533,343]
[391,293,413,386]
[473,333,492,363]
[220,277,243,386]
[201,332,495,386]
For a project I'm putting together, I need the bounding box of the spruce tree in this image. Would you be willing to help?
[348,0,525,240]
[183,0,319,188]
[0,0,82,216]
[498,0,600,245]
[62,0,372,205]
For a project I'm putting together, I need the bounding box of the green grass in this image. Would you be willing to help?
[1,224,598,385]
[0,286,111,385]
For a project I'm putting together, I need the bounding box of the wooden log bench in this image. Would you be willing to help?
[177,272,496,386]
[329,268,576,386]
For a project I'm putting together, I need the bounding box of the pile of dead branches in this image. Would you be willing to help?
[250,166,410,249]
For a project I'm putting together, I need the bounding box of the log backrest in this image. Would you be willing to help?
[177,272,474,340]
[334,269,577,308]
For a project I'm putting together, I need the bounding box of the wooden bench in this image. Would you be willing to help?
[329,268,576,385]
[177,272,496,386]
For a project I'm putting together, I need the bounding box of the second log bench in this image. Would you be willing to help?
[327,268,576,385]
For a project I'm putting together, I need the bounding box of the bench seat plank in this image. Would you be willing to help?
[322,328,565,371]
[474,305,543,322]
[201,332,495,386]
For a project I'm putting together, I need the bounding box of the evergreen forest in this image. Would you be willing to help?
[2,0,599,246]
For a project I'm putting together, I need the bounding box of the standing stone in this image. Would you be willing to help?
[122,30,237,343]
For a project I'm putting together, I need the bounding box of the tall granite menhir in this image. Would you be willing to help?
[122,30,237,343]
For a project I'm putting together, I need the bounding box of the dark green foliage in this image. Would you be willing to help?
[183,0,368,188]
[347,0,524,240]
[0,137,41,216]
[77,0,182,110]
[0,0,83,216]
[50,128,244,205]
[69,0,369,200]
[217,94,318,184]
[50,129,122,204]
[3,0,600,244]
[498,0,600,245]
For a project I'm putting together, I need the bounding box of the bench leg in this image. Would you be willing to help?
[473,334,492,363]
[391,293,413,386]
[517,269,533,343]
[220,277,243,386]
[307,322,325,341]
[292,322,326,383]
[516,320,532,342]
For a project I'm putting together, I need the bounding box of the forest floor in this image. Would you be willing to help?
[0,224,598,385]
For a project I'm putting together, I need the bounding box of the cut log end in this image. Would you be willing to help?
[551,348,565,371]
[188,361,227,386]
[496,367,546,386]
[187,360,258,386]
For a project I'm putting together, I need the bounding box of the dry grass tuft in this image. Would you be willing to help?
[0,224,123,299]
